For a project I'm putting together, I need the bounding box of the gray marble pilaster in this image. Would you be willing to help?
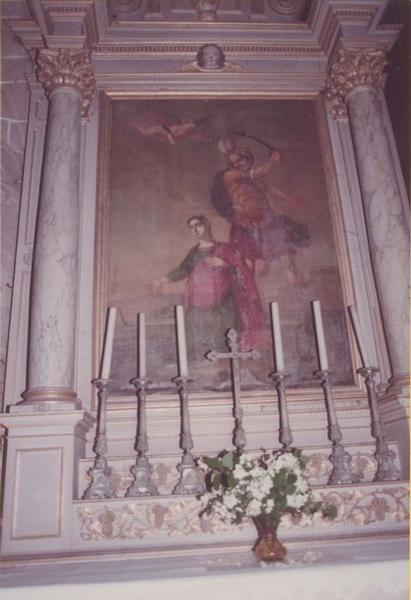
[325,49,409,393]
[19,49,95,409]
[346,86,409,385]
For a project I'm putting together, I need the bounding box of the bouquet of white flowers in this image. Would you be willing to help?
[199,449,336,529]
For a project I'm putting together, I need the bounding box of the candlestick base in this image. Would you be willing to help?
[328,444,356,485]
[373,438,400,482]
[83,461,115,499]
[126,455,159,497]
[315,369,356,485]
[172,451,206,495]
[173,376,205,495]
[127,377,159,496]
[82,378,116,499]
[357,367,400,482]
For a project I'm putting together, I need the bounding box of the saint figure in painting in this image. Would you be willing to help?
[152,215,264,361]
[211,145,309,276]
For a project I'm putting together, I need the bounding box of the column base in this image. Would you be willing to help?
[11,388,82,412]
[0,410,95,555]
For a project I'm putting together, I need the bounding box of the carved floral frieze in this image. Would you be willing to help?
[37,49,95,117]
[76,485,409,541]
[324,48,388,118]
[77,499,244,541]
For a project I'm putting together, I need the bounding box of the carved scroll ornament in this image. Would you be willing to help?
[37,49,95,117]
[324,48,388,118]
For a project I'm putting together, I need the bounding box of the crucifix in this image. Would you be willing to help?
[206,328,260,454]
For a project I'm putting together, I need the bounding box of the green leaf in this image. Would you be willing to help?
[212,472,222,490]
[227,473,237,488]
[202,457,224,471]
[221,451,235,469]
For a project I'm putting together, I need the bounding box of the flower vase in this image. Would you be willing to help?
[253,517,286,562]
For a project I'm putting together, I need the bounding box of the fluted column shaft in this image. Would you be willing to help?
[326,49,409,388]
[22,49,95,408]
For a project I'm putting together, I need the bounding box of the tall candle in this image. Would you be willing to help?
[348,305,370,367]
[100,306,117,379]
[175,305,188,377]
[270,302,284,372]
[312,300,329,371]
[138,313,146,378]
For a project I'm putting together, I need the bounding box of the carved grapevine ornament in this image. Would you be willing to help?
[324,48,388,118]
[37,49,95,117]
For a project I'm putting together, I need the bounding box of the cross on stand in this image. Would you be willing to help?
[206,328,260,454]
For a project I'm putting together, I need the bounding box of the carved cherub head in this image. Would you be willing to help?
[196,44,225,70]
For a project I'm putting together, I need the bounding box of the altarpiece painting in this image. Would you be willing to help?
[102,98,353,394]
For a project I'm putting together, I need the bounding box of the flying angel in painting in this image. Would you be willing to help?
[211,134,309,278]
[133,111,207,145]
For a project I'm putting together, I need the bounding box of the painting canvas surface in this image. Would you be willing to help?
[106,99,353,393]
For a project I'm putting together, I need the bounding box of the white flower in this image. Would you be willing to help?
[250,466,265,478]
[249,481,266,500]
[214,502,231,520]
[246,498,262,517]
[295,476,309,493]
[287,493,307,509]
[233,464,248,480]
[239,454,252,466]
[260,476,273,494]
[266,499,274,512]
[197,458,208,471]
[223,493,238,510]
[271,453,299,472]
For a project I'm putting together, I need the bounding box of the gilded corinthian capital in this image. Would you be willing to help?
[324,48,388,118]
[37,49,95,117]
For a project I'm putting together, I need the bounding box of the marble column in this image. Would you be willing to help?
[20,49,95,409]
[325,49,409,394]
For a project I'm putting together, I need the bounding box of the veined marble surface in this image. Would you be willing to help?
[347,87,410,378]
[28,88,82,391]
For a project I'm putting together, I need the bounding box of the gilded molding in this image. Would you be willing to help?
[324,48,388,118]
[36,49,95,117]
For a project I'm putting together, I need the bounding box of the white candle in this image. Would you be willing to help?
[270,302,284,372]
[348,305,370,367]
[100,306,117,379]
[312,300,329,371]
[138,313,146,378]
[175,305,188,377]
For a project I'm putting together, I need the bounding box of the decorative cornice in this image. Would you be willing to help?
[92,42,323,57]
[36,49,96,116]
[324,48,388,118]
